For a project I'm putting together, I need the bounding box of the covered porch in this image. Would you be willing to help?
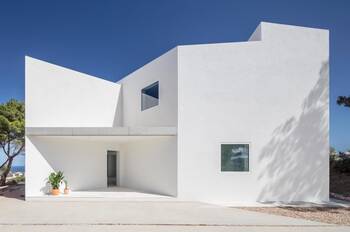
[25,127,177,201]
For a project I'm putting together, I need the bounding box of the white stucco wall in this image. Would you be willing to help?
[118,48,178,127]
[120,137,177,196]
[25,136,120,197]
[25,57,122,127]
[24,55,178,199]
[25,22,329,204]
[177,22,329,203]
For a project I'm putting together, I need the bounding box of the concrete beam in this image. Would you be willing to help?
[26,127,177,136]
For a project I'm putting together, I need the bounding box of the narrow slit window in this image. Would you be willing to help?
[141,81,159,111]
[221,144,249,172]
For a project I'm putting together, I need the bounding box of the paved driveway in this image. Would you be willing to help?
[0,196,349,231]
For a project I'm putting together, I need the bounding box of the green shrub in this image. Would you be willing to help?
[48,171,64,189]
[15,175,25,183]
[331,156,350,173]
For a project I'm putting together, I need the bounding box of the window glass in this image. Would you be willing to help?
[221,144,249,172]
[141,81,159,111]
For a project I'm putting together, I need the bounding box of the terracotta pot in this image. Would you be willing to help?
[51,188,60,195]
[64,188,70,195]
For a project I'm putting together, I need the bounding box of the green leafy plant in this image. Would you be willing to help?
[0,99,25,186]
[15,175,25,183]
[48,171,64,189]
[63,179,68,189]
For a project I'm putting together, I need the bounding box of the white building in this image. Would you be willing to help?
[25,22,329,204]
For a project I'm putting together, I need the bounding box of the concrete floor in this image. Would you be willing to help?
[1,225,350,232]
[26,186,175,201]
[0,196,349,232]
[1,185,349,231]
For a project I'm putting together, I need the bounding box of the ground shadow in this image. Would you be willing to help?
[0,183,25,200]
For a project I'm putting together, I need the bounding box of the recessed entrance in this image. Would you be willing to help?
[107,151,117,186]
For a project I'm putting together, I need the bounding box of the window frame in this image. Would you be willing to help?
[220,142,251,173]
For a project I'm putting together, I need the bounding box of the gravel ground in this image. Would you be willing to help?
[239,207,350,225]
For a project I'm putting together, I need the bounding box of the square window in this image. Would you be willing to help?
[221,144,249,172]
[141,81,159,111]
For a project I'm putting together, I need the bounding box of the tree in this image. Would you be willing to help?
[330,146,336,156]
[0,99,25,186]
[337,96,350,108]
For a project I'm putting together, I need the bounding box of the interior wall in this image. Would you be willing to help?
[120,137,177,196]
[25,136,120,197]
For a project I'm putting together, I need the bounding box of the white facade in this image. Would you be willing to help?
[25,22,329,204]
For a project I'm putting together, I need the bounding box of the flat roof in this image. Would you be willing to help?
[26,127,177,136]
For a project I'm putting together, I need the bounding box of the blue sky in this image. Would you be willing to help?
[0,0,349,165]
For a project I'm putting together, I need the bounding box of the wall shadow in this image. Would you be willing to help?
[256,61,329,202]
[112,85,123,127]
[28,136,110,195]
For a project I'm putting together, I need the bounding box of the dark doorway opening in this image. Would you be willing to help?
[107,151,117,186]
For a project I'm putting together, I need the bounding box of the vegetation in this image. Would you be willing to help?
[337,96,350,108]
[48,171,64,189]
[330,147,350,197]
[15,175,25,183]
[330,146,350,173]
[331,96,350,196]
[6,175,25,186]
[0,99,25,186]
[330,154,350,173]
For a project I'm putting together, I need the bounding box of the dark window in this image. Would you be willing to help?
[141,81,159,111]
[221,144,249,172]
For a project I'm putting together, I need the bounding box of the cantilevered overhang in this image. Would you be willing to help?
[26,127,177,136]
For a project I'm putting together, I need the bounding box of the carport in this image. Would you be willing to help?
[25,127,177,201]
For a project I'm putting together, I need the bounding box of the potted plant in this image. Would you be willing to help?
[48,171,64,195]
[63,179,70,194]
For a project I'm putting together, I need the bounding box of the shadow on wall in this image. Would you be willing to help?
[29,137,108,195]
[257,61,329,202]
[40,180,51,194]
[113,85,123,127]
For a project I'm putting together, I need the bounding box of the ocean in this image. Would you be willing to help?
[11,166,25,173]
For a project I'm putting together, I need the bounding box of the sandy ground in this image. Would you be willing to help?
[240,207,350,225]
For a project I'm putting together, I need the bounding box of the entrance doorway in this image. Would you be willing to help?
[107,151,118,186]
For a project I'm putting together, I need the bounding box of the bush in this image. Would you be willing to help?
[331,156,350,173]
[15,175,25,183]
